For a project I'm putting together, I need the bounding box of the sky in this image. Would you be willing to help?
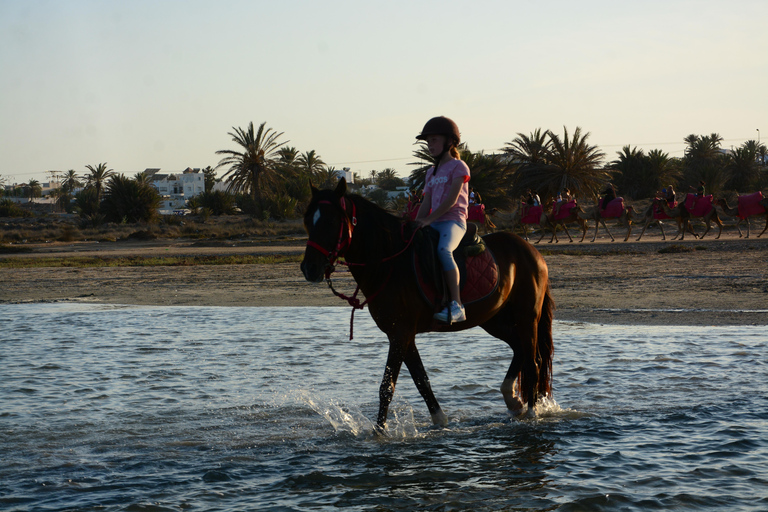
[1,0,766,186]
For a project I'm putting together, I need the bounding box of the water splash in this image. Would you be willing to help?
[296,390,374,437]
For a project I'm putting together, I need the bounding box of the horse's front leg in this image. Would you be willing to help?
[403,341,447,426]
[376,343,405,431]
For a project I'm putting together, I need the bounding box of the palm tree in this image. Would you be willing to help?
[276,146,300,169]
[512,127,607,201]
[407,143,438,190]
[725,140,763,192]
[682,133,727,195]
[646,149,681,194]
[502,128,555,199]
[503,128,551,167]
[296,150,326,180]
[26,179,42,201]
[609,146,647,199]
[61,170,81,195]
[133,171,152,186]
[313,166,340,189]
[85,163,115,202]
[215,121,287,207]
[101,174,161,223]
[460,148,516,210]
[376,168,404,190]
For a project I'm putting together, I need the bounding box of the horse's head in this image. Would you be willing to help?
[300,178,354,283]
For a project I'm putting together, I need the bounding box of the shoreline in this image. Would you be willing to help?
[2,233,767,326]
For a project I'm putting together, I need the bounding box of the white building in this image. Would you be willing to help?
[146,168,206,212]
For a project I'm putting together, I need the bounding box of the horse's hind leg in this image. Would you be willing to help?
[482,314,539,416]
[500,355,524,413]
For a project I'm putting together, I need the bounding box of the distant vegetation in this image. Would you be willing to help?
[2,123,766,224]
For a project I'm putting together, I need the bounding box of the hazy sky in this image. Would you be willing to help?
[1,0,766,185]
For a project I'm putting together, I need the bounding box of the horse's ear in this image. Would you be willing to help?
[334,177,347,198]
[310,180,319,196]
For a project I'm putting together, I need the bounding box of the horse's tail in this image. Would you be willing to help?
[536,283,555,398]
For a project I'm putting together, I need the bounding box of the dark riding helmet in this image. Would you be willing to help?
[415,116,461,145]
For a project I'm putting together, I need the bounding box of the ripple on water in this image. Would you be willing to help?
[0,304,766,511]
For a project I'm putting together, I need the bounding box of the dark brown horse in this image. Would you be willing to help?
[300,179,554,432]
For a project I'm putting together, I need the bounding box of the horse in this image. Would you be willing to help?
[300,179,554,432]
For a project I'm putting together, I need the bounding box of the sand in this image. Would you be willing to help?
[1,230,766,326]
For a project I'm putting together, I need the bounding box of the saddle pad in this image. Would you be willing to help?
[521,205,543,224]
[737,192,765,219]
[685,194,713,217]
[468,203,486,222]
[652,201,675,220]
[600,198,624,218]
[553,201,576,221]
[414,248,499,308]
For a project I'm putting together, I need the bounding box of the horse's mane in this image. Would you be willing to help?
[345,193,411,255]
[346,193,400,224]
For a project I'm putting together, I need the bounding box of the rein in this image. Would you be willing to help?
[306,196,420,339]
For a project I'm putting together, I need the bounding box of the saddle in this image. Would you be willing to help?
[412,223,499,308]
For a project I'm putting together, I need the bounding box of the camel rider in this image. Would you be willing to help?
[601,184,616,211]
[414,116,471,324]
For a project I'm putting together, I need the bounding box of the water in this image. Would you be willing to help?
[1,304,766,511]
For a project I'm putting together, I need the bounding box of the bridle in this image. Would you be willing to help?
[305,197,357,278]
[303,194,419,339]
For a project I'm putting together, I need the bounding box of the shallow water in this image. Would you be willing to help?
[1,304,766,511]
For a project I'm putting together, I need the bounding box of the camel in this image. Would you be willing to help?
[652,199,699,240]
[716,195,768,238]
[545,203,589,243]
[683,193,723,239]
[577,199,634,242]
[634,201,671,241]
[488,205,553,243]
[471,212,497,234]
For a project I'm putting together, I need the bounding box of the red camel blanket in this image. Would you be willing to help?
[468,203,486,222]
[553,201,577,221]
[737,192,765,219]
[521,205,543,224]
[653,201,676,220]
[684,194,714,217]
[601,198,624,218]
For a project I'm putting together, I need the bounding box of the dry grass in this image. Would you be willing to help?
[0,214,305,244]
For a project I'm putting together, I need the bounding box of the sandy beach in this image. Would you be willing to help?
[2,229,767,326]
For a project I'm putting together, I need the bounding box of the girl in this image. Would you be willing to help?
[414,116,470,324]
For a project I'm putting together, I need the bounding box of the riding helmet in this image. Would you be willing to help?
[415,116,461,144]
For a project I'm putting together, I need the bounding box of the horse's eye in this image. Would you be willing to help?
[312,208,321,226]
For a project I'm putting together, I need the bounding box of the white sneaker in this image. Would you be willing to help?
[450,301,466,322]
[433,301,466,323]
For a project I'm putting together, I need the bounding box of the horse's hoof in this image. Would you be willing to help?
[373,423,388,436]
[505,396,525,412]
[431,409,449,427]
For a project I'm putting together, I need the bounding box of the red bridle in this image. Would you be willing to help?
[305,197,357,276]
[303,195,421,340]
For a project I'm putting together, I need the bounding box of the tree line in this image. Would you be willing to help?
[2,121,765,222]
